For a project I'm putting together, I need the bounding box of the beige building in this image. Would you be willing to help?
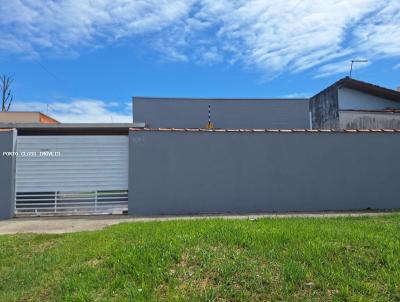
[0,112,59,124]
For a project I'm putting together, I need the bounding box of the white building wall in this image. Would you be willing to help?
[338,88,400,110]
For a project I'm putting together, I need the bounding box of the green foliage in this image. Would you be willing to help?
[0,215,399,301]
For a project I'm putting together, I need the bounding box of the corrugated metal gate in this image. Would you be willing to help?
[15,135,128,216]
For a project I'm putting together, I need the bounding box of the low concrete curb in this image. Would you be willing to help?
[0,211,397,235]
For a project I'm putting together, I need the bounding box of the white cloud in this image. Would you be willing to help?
[394,63,400,70]
[1,0,399,77]
[12,99,132,123]
[202,0,379,72]
[280,93,311,99]
[352,1,400,57]
[0,0,194,57]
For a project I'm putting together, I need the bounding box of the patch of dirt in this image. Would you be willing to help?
[157,245,278,301]
[34,240,58,253]
[86,258,104,268]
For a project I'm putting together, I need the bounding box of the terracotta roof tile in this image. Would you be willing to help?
[130,127,400,133]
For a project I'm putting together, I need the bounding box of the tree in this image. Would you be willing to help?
[1,75,13,111]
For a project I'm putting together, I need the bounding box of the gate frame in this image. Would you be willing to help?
[0,129,17,220]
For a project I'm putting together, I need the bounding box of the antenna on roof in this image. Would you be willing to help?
[349,60,368,78]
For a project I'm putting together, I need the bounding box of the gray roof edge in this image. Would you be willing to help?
[130,127,400,133]
[133,96,309,101]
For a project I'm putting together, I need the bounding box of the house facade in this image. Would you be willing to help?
[1,77,400,219]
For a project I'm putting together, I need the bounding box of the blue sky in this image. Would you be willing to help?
[1,0,399,122]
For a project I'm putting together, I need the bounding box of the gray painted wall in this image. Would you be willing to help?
[129,130,400,215]
[309,85,339,129]
[338,88,400,110]
[133,97,310,129]
[339,111,400,129]
[0,130,16,220]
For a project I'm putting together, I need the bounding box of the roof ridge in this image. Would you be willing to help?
[312,76,400,102]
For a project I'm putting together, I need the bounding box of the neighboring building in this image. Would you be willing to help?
[133,97,310,129]
[134,78,400,130]
[310,77,400,129]
[0,112,59,124]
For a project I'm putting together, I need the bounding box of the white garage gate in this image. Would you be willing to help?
[15,135,129,216]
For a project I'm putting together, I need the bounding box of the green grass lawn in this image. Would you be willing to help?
[1,215,400,301]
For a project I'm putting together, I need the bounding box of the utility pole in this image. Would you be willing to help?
[206,104,214,129]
